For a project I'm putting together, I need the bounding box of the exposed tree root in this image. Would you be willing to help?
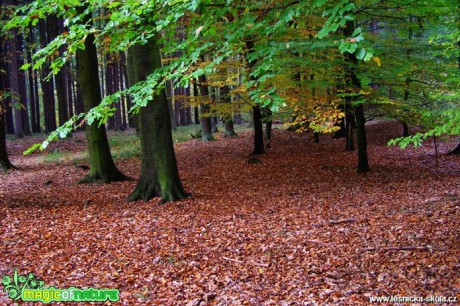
[0,160,17,172]
[224,130,237,137]
[201,133,214,141]
[78,170,132,184]
[448,142,460,155]
[127,177,190,203]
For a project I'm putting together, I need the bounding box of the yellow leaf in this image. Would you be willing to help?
[373,56,381,67]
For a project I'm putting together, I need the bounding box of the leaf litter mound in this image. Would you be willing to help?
[0,121,459,305]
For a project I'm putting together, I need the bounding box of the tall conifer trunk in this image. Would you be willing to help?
[0,38,14,171]
[0,41,14,135]
[7,29,24,138]
[26,27,40,133]
[127,34,189,203]
[47,15,69,127]
[38,19,57,133]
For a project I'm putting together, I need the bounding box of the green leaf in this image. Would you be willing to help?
[363,52,373,61]
[356,48,366,60]
[20,63,31,70]
[108,1,121,8]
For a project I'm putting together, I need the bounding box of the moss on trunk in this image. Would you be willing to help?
[127,34,189,203]
[76,7,128,183]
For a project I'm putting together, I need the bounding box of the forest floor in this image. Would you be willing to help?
[0,121,459,305]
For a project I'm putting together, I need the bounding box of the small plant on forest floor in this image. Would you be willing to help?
[41,149,75,163]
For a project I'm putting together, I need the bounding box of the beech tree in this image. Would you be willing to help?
[197,74,214,141]
[3,0,458,196]
[76,6,128,183]
[126,33,189,202]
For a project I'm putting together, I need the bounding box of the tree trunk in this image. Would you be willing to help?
[124,50,139,131]
[179,87,188,126]
[7,30,25,138]
[48,15,69,127]
[263,106,272,147]
[186,106,192,125]
[16,34,31,136]
[0,41,15,135]
[355,105,369,172]
[450,141,460,154]
[0,113,14,171]
[211,116,219,133]
[314,132,320,143]
[345,111,354,150]
[38,19,57,133]
[113,55,123,131]
[184,87,192,125]
[224,120,237,137]
[265,120,273,147]
[174,86,181,126]
[27,26,40,133]
[402,121,409,137]
[67,61,74,119]
[118,57,128,130]
[246,39,265,154]
[233,113,242,125]
[74,74,85,129]
[76,7,128,183]
[197,76,214,141]
[106,54,115,129]
[222,85,237,137]
[127,34,189,203]
[252,105,265,154]
[0,38,14,171]
[121,52,136,129]
[344,21,369,172]
[333,116,346,138]
[194,106,200,124]
[165,80,176,130]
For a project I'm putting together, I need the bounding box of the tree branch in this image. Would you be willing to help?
[328,218,356,225]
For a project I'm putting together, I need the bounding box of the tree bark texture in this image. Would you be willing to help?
[127,34,189,203]
[76,7,128,183]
